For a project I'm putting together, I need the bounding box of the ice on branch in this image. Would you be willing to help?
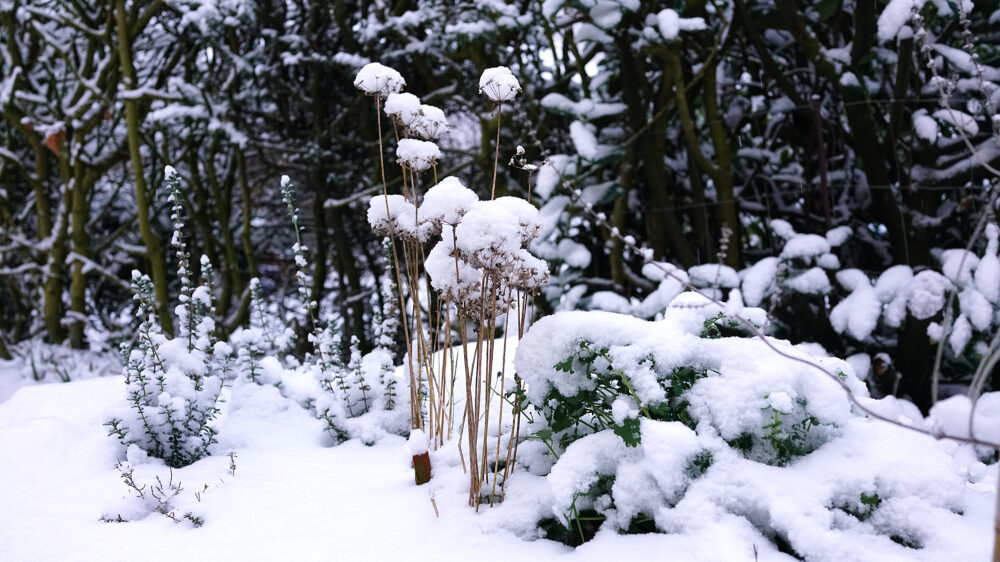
[411,105,449,140]
[395,138,441,172]
[479,66,521,103]
[384,92,422,128]
[354,62,405,98]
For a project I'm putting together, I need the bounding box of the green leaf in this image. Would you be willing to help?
[613,416,642,447]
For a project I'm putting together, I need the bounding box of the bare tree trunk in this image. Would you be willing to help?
[114,0,174,335]
[0,335,11,361]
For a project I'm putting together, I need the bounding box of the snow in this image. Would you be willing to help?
[367,194,424,241]
[785,267,832,295]
[556,239,592,268]
[830,271,881,341]
[689,264,740,289]
[2,310,997,562]
[569,121,599,159]
[411,104,449,141]
[656,9,706,40]
[354,62,405,98]
[940,249,979,286]
[511,307,996,560]
[395,138,441,172]
[976,224,1000,303]
[539,93,627,119]
[948,314,972,353]
[933,44,1000,82]
[933,109,979,136]
[479,67,521,103]
[589,291,632,314]
[419,176,479,226]
[878,0,925,43]
[408,428,428,455]
[825,226,852,247]
[913,111,940,142]
[384,92,422,127]
[0,378,569,561]
[780,234,831,260]
[907,270,952,320]
[741,257,778,307]
[960,287,993,331]
[769,219,797,240]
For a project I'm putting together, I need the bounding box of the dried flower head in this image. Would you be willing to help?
[411,105,449,140]
[479,66,521,103]
[384,92,422,128]
[354,62,405,98]
[396,139,441,173]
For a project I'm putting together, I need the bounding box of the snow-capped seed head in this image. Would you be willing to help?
[411,105,449,140]
[281,175,291,187]
[384,92,422,127]
[354,62,405,99]
[479,66,521,103]
[164,165,178,179]
[396,138,441,172]
[420,176,478,226]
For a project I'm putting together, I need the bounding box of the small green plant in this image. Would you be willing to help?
[699,312,742,339]
[760,403,819,466]
[728,397,825,466]
[534,340,709,454]
[105,170,225,469]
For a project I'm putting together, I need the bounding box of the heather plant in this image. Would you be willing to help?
[105,170,226,468]
[264,177,406,444]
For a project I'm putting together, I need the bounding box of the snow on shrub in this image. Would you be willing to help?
[508,299,983,553]
[106,172,227,468]
[105,271,224,469]
[244,180,408,445]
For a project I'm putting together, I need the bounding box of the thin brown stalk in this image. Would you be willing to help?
[491,102,503,199]
[375,97,416,428]
[490,289,514,505]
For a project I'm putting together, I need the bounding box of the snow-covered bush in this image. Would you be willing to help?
[105,271,225,468]
[740,220,1000,402]
[227,178,407,446]
[106,170,229,468]
[512,300,930,547]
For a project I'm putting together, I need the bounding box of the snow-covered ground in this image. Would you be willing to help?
[1,328,996,562]
[0,372,759,561]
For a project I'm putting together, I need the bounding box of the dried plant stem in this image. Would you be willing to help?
[491,102,503,199]
[490,290,514,505]
[460,316,480,505]
[995,467,1000,562]
[374,97,416,429]
[478,281,500,499]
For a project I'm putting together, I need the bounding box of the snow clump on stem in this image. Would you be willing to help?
[395,138,441,172]
[384,92,422,128]
[354,62,405,98]
[411,105,449,140]
[479,66,521,103]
